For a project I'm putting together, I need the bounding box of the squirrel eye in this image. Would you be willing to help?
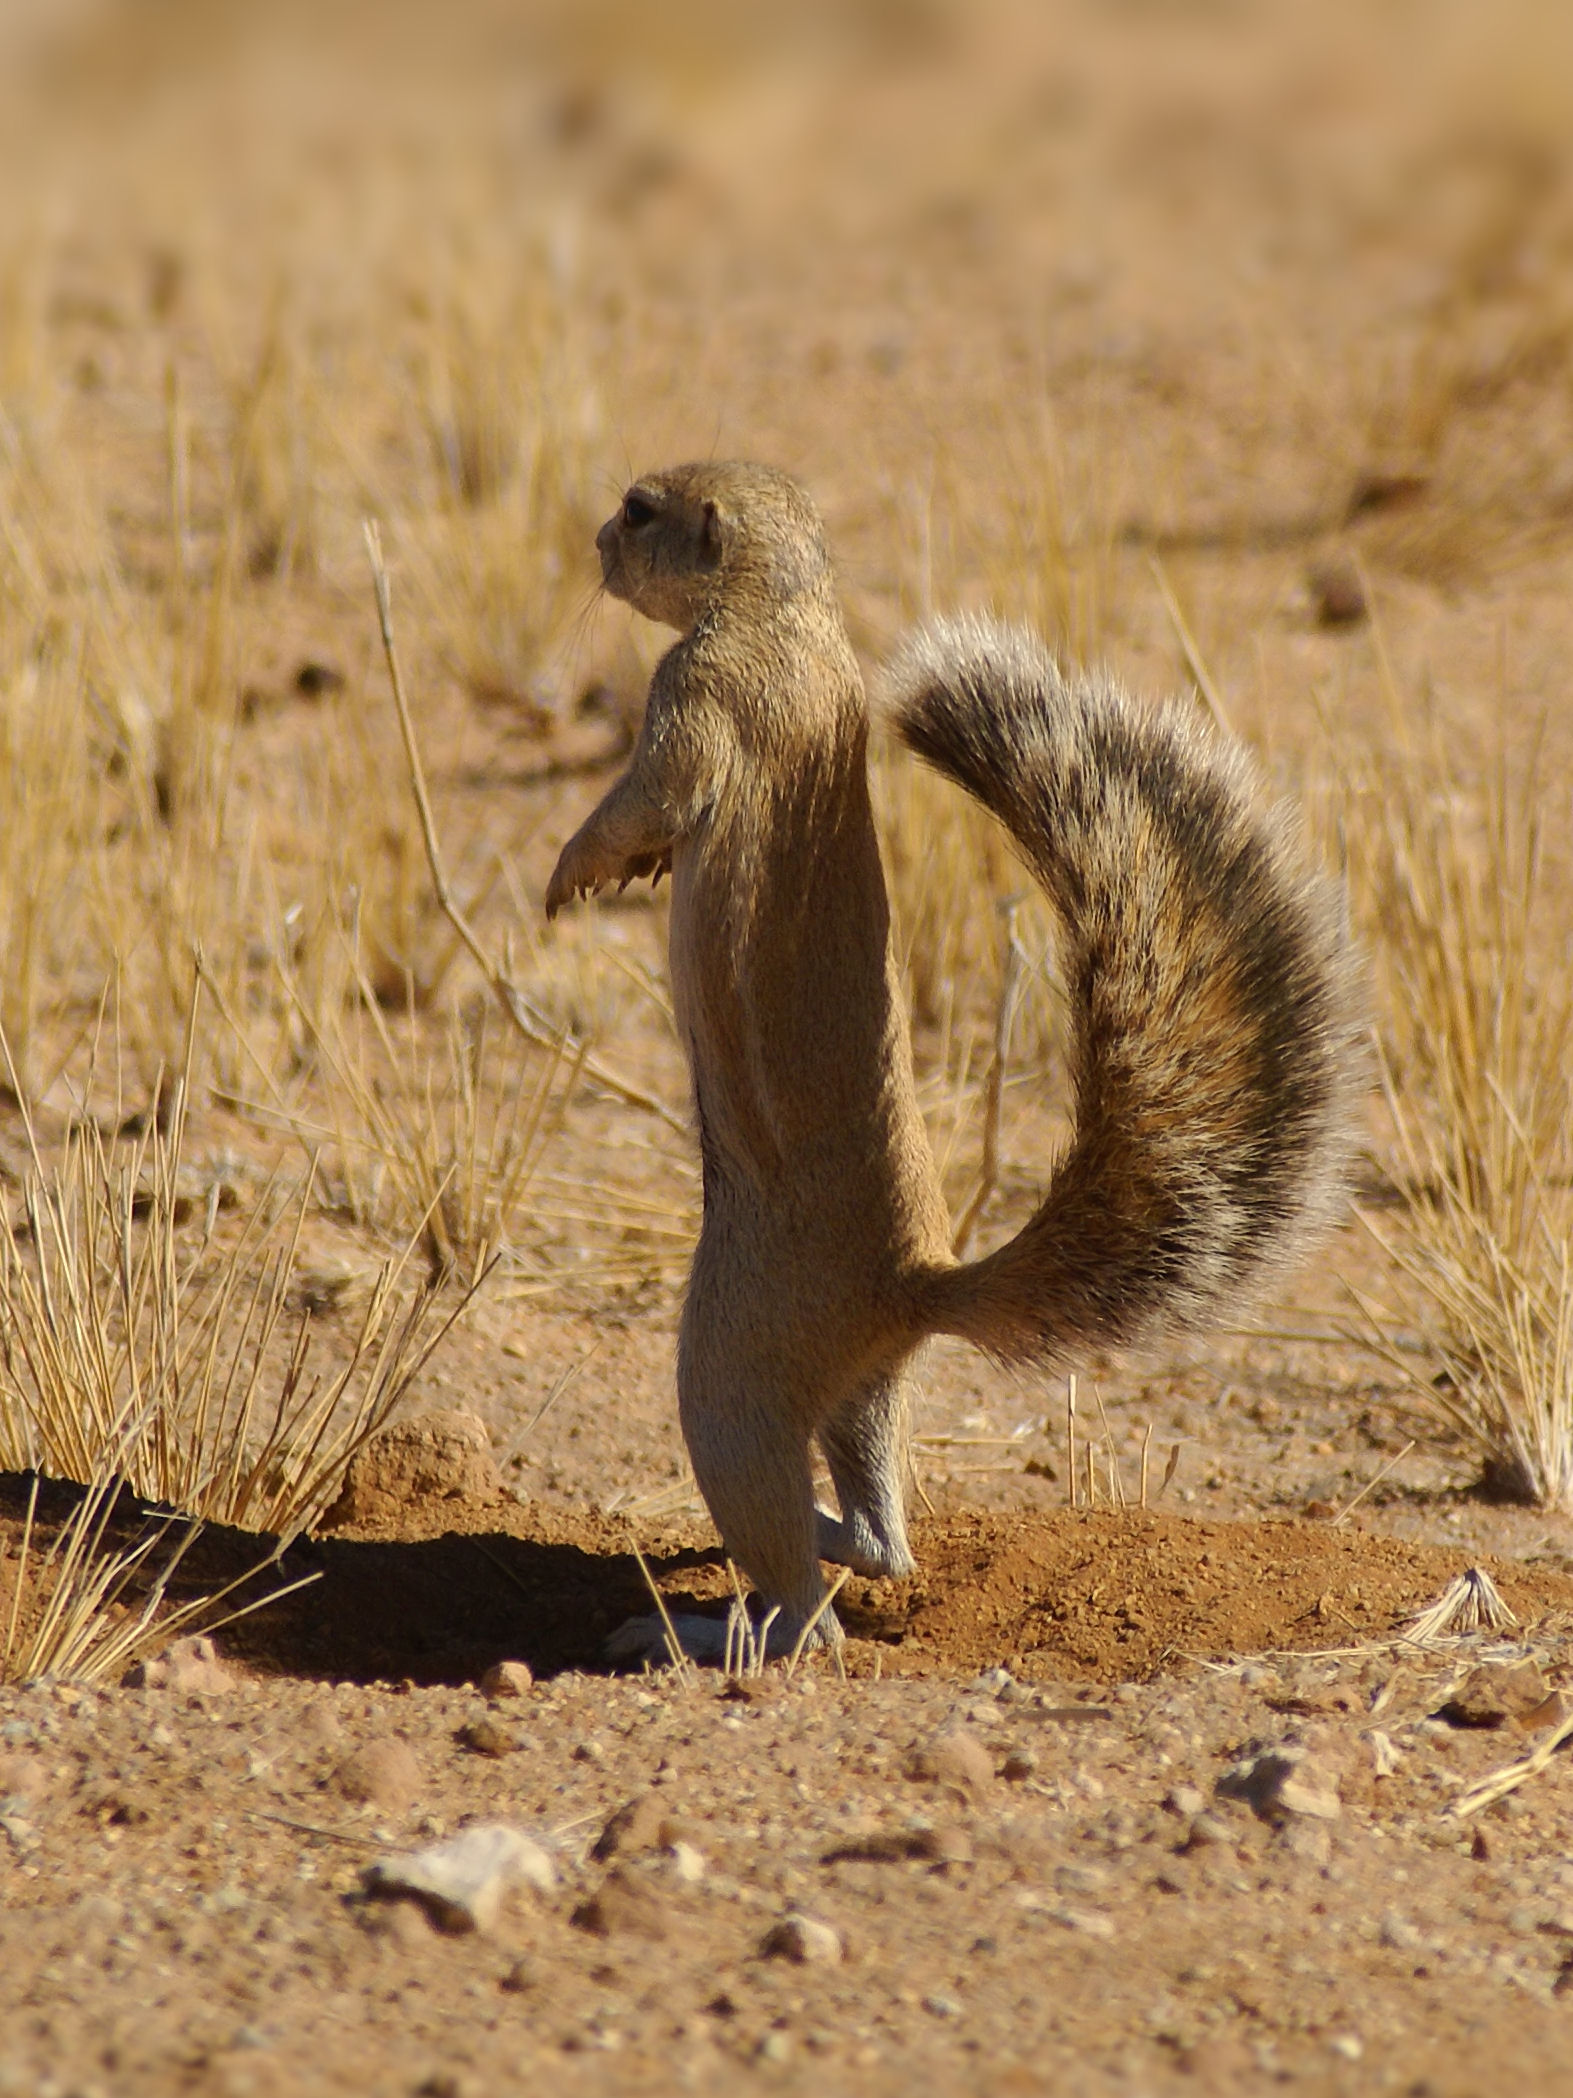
[621,491,657,529]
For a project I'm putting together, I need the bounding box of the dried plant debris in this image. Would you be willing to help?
[1400,1567,1519,1647]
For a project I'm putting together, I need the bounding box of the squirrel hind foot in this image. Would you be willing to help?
[604,1603,842,1669]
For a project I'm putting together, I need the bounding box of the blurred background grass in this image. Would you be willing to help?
[3,0,1573,1533]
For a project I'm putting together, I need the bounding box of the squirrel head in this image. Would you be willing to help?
[596,461,832,631]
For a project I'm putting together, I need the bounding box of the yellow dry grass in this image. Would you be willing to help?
[0,0,1572,1621]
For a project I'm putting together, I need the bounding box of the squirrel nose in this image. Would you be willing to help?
[595,518,616,558]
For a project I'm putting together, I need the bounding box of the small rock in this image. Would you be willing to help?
[573,1738,606,1764]
[904,1727,994,1791]
[1216,1746,1341,1823]
[571,1867,669,1941]
[0,1755,48,1805]
[1379,1911,1422,1951]
[668,1841,706,1884]
[972,1668,1016,1698]
[357,1897,431,1950]
[1001,1750,1038,1783]
[822,1823,972,1866]
[298,1702,343,1747]
[499,1956,540,1994]
[125,1634,235,1695]
[1180,1813,1232,1850]
[479,1661,534,1699]
[761,1912,842,1965]
[1049,1905,1116,1940]
[923,1993,963,2018]
[1274,1818,1333,1865]
[334,1740,423,1813]
[82,1784,153,1828]
[1438,1661,1550,1730]
[320,1410,503,1530]
[456,1718,518,1759]
[293,660,345,700]
[1307,554,1368,628]
[416,2074,482,2098]
[756,2032,792,2065]
[591,1793,691,1861]
[1165,1785,1207,1818]
[592,1794,666,1860]
[363,1824,555,1935]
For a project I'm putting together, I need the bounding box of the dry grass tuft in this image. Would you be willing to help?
[0,1042,474,1543]
[1343,719,1573,1510]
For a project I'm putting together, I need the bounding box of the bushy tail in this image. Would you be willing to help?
[884,617,1364,1366]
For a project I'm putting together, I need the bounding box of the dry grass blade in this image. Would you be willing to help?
[1451,1704,1573,1820]
[629,1542,697,1684]
[785,1567,852,1680]
[1,1462,320,1688]
[1399,1567,1518,1647]
[363,521,686,1137]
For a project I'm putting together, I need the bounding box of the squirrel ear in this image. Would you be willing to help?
[698,498,726,568]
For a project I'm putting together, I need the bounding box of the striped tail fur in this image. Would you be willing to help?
[885,616,1365,1367]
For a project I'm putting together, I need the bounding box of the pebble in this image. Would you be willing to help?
[335,1740,423,1813]
[0,1754,48,1804]
[1217,1746,1341,1823]
[1001,1750,1038,1783]
[125,1635,235,1695]
[822,1823,972,1865]
[972,1667,1022,1701]
[363,1824,555,1934]
[903,1727,994,1791]
[298,1702,342,1748]
[1307,553,1368,628]
[1274,1818,1333,1866]
[456,1718,519,1759]
[572,1867,670,1941]
[1048,1905,1116,1940]
[479,1661,534,1699]
[923,1993,963,2018]
[761,1912,843,1965]
[592,1792,696,1861]
[668,1841,707,1884]
[1438,1660,1549,1730]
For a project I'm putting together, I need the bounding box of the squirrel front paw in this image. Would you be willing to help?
[545,832,614,918]
[545,836,672,919]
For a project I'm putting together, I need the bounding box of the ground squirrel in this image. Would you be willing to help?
[546,460,1363,1658]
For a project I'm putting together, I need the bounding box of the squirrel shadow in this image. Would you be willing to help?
[0,1468,728,1687]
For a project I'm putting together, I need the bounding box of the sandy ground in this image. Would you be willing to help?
[6,1,1573,2091]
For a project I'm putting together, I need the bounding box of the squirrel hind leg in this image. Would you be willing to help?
[677,1352,839,1651]
[816,1373,917,1581]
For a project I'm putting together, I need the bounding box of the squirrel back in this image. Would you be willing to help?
[887,616,1364,1366]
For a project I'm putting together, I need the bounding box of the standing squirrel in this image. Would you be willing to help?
[546,461,1363,1658]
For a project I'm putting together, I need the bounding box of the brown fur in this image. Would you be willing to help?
[546,462,1364,1655]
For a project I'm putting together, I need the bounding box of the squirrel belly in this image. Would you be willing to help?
[888,616,1365,1368]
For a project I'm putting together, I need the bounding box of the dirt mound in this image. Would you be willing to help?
[10,1472,1571,1689]
[319,1407,505,1530]
[849,1509,1573,1680]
